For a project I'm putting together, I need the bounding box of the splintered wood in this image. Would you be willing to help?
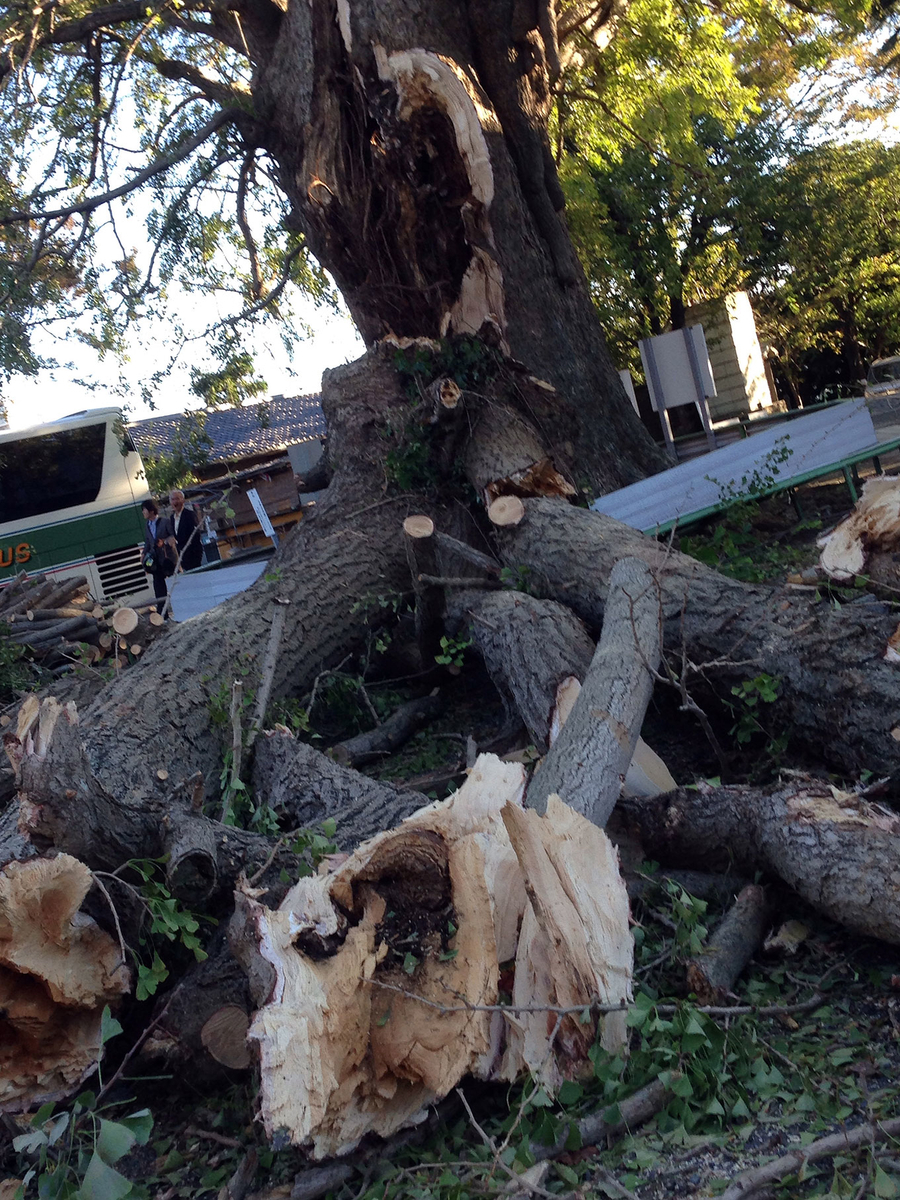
[818,475,900,581]
[231,754,633,1158]
[0,855,130,1110]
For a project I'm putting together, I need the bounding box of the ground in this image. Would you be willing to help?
[2,456,900,1199]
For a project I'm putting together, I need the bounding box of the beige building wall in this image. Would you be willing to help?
[685,291,776,422]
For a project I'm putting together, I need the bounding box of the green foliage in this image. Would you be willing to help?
[679,503,820,583]
[141,411,213,494]
[393,335,501,401]
[124,858,213,1000]
[706,437,794,503]
[190,351,268,408]
[0,624,38,702]
[11,1011,153,1198]
[384,427,439,493]
[728,671,788,761]
[434,634,472,669]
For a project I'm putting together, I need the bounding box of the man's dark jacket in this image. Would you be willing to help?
[174,507,203,570]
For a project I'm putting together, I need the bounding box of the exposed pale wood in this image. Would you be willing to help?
[111,607,139,636]
[201,1005,252,1070]
[818,475,900,581]
[403,515,435,539]
[685,884,769,1003]
[232,754,631,1156]
[528,557,661,825]
[487,495,525,526]
[148,611,166,627]
[499,796,631,1085]
[0,854,131,1110]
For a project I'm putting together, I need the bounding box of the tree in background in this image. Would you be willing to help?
[556,0,900,378]
[755,141,900,403]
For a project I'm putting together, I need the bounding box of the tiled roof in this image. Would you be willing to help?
[129,394,325,464]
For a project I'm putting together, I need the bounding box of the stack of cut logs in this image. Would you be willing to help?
[0,573,166,670]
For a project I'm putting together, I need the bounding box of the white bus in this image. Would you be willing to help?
[0,408,153,603]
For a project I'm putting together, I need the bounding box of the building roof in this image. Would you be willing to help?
[129,394,325,464]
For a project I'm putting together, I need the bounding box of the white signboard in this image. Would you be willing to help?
[639,325,716,413]
[246,487,278,544]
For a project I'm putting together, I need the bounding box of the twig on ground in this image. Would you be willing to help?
[719,1116,900,1200]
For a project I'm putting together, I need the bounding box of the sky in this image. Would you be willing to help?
[3,290,364,431]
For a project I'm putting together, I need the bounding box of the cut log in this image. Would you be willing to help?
[252,729,432,849]
[685,884,770,1004]
[402,515,435,539]
[0,854,131,1110]
[458,590,594,749]
[6,698,300,903]
[614,780,900,944]
[230,754,632,1158]
[497,497,900,780]
[528,557,661,825]
[487,496,525,527]
[330,691,444,767]
[200,1004,252,1070]
[111,608,139,636]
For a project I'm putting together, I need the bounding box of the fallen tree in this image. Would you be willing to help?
[2,0,899,1189]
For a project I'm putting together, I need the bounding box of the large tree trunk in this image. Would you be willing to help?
[253,0,666,495]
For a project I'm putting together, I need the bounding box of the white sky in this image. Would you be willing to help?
[3,293,364,431]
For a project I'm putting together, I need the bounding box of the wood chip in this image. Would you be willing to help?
[157,769,169,781]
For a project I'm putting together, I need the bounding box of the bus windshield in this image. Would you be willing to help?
[0,423,106,523]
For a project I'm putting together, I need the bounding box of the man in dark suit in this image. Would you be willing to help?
[169,489,203,571]
[142,499,176,606]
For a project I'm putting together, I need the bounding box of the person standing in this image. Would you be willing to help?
[169,489,203,571]
[141,499,176,608]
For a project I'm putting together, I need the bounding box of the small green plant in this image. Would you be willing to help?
[499,564,534,594]
[124,858,214,999]
[384,426,438,492]
[706,436,794,503]
[267,696,312,735]
[729,671,782,746]
[279,819,340,883]
[0,624,38,701]
[12,1008,154,1198]
[435,634,471,668]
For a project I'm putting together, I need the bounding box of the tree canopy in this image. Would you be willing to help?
[0,0,894,411]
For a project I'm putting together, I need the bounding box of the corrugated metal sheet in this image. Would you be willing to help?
[592,399,877,532]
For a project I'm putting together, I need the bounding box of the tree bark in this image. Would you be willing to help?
[685,884,770,1004]
[253,0,666,495]
[527,557,661,823]
[496,498,900,781]
[613,780,900,944]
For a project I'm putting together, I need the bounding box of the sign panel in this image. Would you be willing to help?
[246,488,278,545]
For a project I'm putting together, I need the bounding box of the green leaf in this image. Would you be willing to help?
[100,1006,123,1046]
[556,1163,579,1186]
[558,1080,584,1105]
[402,952,419,975]
[97,1119,138,1165]
[77,1152,135,1200]
[875,1165,900,1198]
